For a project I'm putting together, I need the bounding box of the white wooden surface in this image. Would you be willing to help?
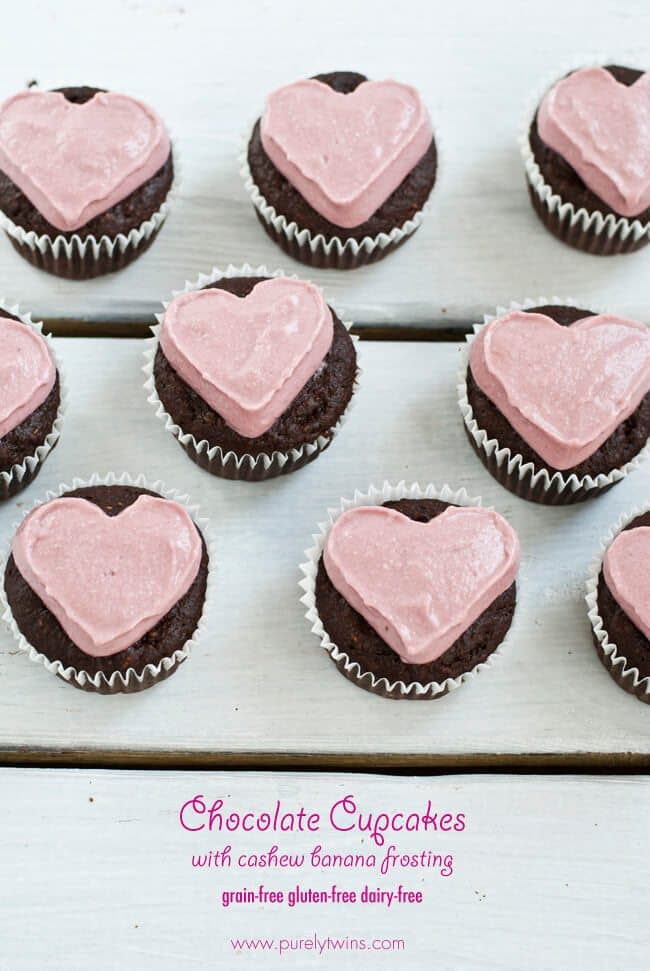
[1,768,648,969]
[1,337,649,762]
[0,0,648,327]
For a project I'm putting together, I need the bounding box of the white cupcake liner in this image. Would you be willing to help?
[143,263,360,482]
[0,132,180,279]
[239,108,440,269]
[0,471,215,694]
[299,481,517,700]
[519,59,650,255]
[457,296,650,505]
[0,300,67,501]
[586,505,650,704]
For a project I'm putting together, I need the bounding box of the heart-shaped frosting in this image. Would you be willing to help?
[0,316,55,439]
[323,506,520,664]
[260,79,432,227]
[604,526,650,641]
[538,67,650,217]
[12,495,202,657]
[0,90,170,231]
[469,311,650,470]
[159,278,334,438]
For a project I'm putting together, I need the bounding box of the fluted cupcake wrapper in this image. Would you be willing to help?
[457,296,650,505]
[143,263,360,482]
[0,471,216,694]
[239,119,440,270]
[299,481,516,700]
[0,300,67,501]
[585,506,650,705]
[519,58,650,255]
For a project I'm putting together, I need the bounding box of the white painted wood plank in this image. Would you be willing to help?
[0,0,648,326]
[0,337,649,759]
[1,768,648,970]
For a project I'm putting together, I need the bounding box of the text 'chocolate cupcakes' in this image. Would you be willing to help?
[144,265,359,481]
[586,509,650,704]
[242,71,437,269]
[300,483,520,700]
[521,64,650,254]
[459,299,650,504]
[0,473,212,694]
[0,302,65,500]
[0,86,175,278]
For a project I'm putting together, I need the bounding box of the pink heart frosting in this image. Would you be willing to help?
[260,79,432,227]
[12,495,202,657]
[323,506,520,665]
[0,316,55,439]
[538,67,650,217]
[159,278,334,438]
[603,526,650,641]
[469,311,650,470]
[0,90,170,231]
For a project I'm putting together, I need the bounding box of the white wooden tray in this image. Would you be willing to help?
[0,337,648,765]
[0,0,648,329]
[2,768,648,970]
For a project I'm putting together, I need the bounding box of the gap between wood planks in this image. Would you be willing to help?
[42,319,470,341]
[1,748,650,773]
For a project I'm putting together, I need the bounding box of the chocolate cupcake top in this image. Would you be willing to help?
[10,491,202,658]
[260,75,432,228]
[249,71,436,237]
[603,521,650,644]
[468,308,650,472]
[533,66,650,218]
[0,87,171,233]
[322,504,520,665]
[158,276,337,439]
[1,313,55,440]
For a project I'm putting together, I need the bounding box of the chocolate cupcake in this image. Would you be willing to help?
[586,508,650,704]
[0,303,65,500]
[242,71,437,269]
[144,265,359,481]
[0,86,174,278]
[1,473,211,693]
[521,64,650,254]
[459,300,650,504]
[300,483,520,700]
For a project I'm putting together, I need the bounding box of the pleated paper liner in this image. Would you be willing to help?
[299,481,518,701]
[0,472,215,695]
[143,263,360,481]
